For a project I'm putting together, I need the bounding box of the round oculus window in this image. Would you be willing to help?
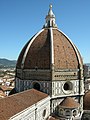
[64,82,73,91]
[63,81,73,94]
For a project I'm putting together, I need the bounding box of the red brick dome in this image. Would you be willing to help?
[16,28,82,70]
[16,29,51,69]
[16,5,83,71]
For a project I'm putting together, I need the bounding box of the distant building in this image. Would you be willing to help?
[83,64,90,92]
[0,85,14,96]
[84,64,90,78]
[84,79,90,92]
[0,90,6,98]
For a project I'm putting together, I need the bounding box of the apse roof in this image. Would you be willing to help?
[59,97,80,108]
[84,91,90,110]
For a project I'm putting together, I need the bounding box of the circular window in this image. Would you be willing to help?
[43,109,46,117]
[62,81,73,94]
[64,82,73,91]
[33,82,40,91]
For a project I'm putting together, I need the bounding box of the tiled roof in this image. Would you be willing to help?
[0,89,48,120]
[84,91,90,110]
[16,29,51,69]
[59,97,80,108]
[53,29,82,69]
[16,28,82,70]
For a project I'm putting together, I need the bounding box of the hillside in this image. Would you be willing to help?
[0,58,16,68]
[85,63,90,66]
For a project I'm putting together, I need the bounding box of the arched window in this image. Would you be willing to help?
[33,82,40,91]
[65,110,71,116]
[59,109,63,115]
[73,110,77,117]
[43,109,46,117]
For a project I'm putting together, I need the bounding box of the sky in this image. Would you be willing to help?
[0,0,90,63]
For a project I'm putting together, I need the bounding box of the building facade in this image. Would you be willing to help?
[15,5,84,120]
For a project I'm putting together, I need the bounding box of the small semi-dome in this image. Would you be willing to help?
[59,97,80,108]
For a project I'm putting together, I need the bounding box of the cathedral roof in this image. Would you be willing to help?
[84,91,90,110]
[16,28,82,70]
[59,97,80,108]
[16,5,83,70]
[0,89,48,120]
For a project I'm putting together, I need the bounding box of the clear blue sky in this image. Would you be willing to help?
[0,0,90,63]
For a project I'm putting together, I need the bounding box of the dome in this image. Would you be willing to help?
[16,28,82,70]
[59,97,80,108]
[16,29,51,69]
[16,5,83,81]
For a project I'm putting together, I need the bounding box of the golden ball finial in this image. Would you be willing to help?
[49,4,52,9]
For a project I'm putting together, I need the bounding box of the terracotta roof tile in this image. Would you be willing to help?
[16,29,51,69]
[53,29,81,69]
[0,89,48,120]
[59,97,80,108]
[25,29,51,69]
